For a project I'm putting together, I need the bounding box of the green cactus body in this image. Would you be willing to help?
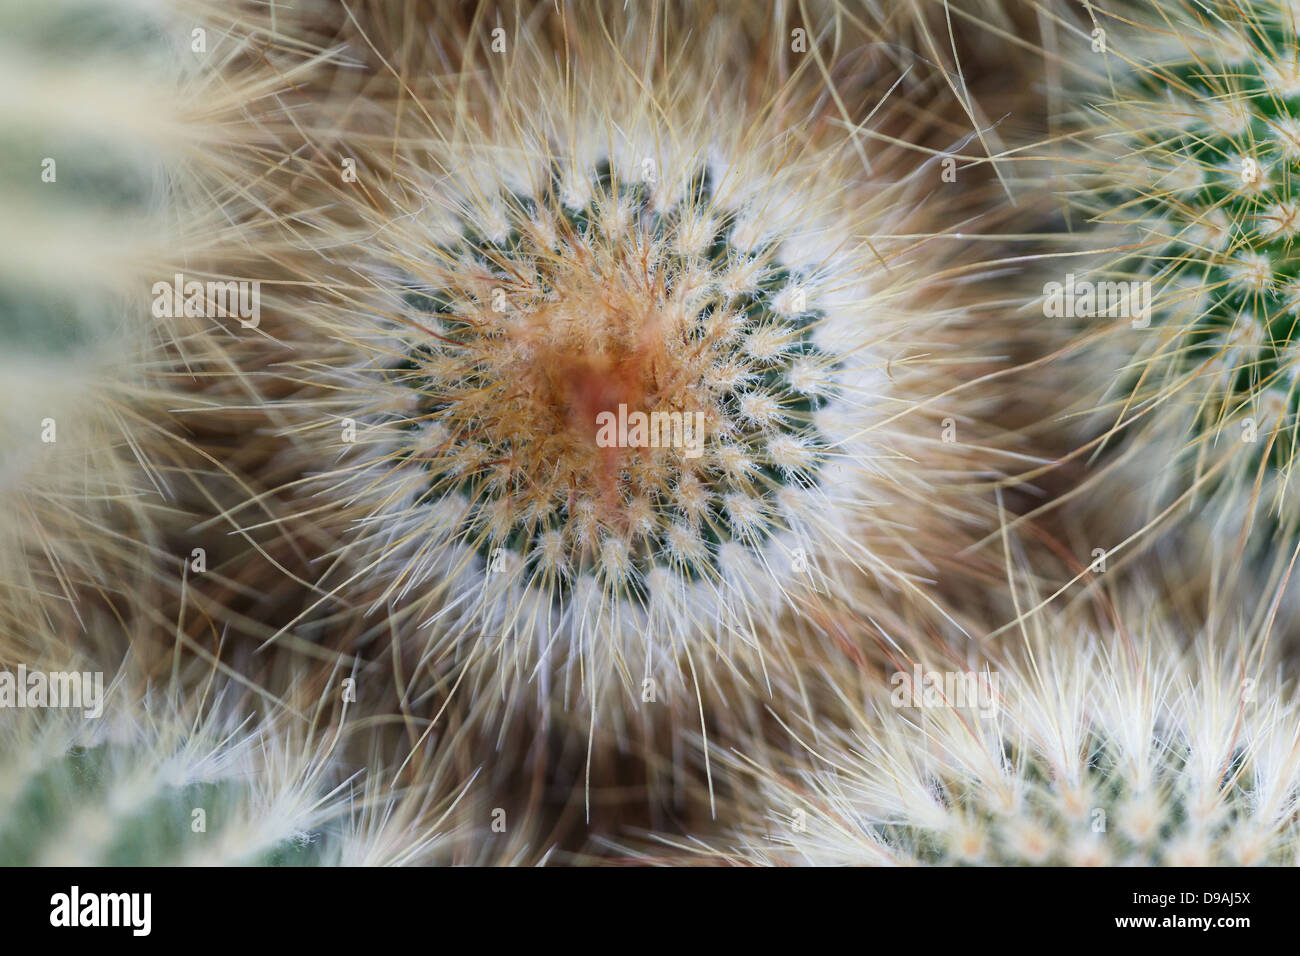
[1086,2,1300,520]
[0,741,327,866]
[0,702,337,867]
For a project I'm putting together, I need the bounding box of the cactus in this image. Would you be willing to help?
[680,582,1300,867]
[0,667,341,866]
[0,0,348,662]
[0,731,332,867]
[1068,0,1300,536]
[14,0,1299,874]
[0,0,252,658]
[236,2,1010,726]
[0,650,542,867]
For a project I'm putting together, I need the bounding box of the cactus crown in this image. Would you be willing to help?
[247,10,997,714]
[391,158,840,601]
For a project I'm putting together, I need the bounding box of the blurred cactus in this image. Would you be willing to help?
[1066,1,1300,537]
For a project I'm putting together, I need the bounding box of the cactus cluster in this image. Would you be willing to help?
[8,0,1300,874]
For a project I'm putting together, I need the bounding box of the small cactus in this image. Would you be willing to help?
[0,652,538,866]
[688,586,1300,866]
[0,672,340,866]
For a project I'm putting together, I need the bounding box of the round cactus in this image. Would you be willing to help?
[235,4,1011,725]
[0,651,543,867]
[387,158,840,625]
